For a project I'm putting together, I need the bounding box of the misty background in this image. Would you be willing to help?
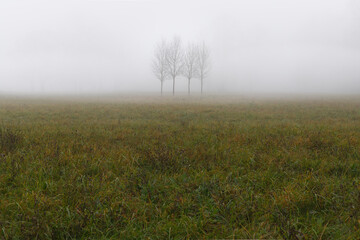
[0,0,359,94]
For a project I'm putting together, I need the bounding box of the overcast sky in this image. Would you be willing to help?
[0,0,359,94]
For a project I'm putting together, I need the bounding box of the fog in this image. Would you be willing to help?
[0,0,359,94]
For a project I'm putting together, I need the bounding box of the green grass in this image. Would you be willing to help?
[0,96,360,239]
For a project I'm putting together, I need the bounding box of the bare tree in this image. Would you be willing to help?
[197,42,210,94]
[152,40,168,95]
[166,36,183,96]
[183,43,199,95]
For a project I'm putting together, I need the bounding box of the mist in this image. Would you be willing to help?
[0,0,359,94]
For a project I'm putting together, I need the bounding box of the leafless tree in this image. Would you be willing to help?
[197,42,210,94]
[166,36,183,96]
[183,43,199,95]
[152,40,168,95]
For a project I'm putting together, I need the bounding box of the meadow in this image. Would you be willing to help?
[0,95,360,239]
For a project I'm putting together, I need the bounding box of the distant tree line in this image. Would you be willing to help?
[152,36,210,95]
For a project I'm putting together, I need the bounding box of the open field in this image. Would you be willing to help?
[0,95,360,239]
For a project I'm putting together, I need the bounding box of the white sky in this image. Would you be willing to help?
[0,0,359,94]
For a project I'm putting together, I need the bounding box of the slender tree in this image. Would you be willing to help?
[152,40,168,95]
[197,42,210,95]
[166,36,183,96]
[183,43,199,95]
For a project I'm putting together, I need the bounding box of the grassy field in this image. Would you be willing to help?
[0,95,360,239]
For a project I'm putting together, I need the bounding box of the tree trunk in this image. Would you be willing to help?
[188,78,191,95]
[161,81,163,96]
[173,77,175,96]
[201,77,203,95]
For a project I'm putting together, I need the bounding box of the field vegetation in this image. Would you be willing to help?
[0,95,360,239]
